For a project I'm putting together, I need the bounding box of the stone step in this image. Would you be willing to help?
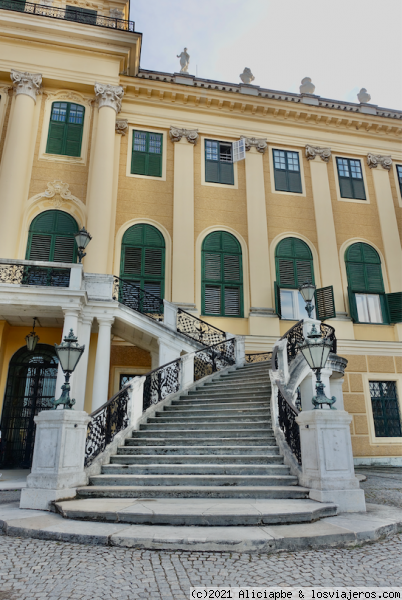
[188,386,270,396]
[110,454,284,464]
[125,437,276,446]
[158,408,270,418]
[148,415,271,424]
[175,395,269,404]
[170,400,270,410]
[89,474,298,487]
[201,381,270,390]
[76,485,306,500]
[131,429,275,439]
[139,422,272,431]
[218,376,270,385]
[56,498,337,527]
[101,464,290,476]
[117,445,280,456]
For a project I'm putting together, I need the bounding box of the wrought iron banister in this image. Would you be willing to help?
[143,358,181,412]
[194,338,236,381]
[177,308,226,345]
[113,276,164,322]
[245,352,272,364]
[320,322,337,355]
[0,1,136,32]
[276,381,301,465]
[85,383,130,466]
[0,263,70,287]
[279,320,337,366]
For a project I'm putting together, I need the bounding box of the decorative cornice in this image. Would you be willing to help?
[305,145,332,162]
[367,153,392,170]
[241,136,267,154]
[94,83,124,113]
[31,181,81,209]
[10,70,42,102]
[169,126,198,144]
[115,120,128,135]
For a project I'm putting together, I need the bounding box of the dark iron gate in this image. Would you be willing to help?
[0,344,58,468]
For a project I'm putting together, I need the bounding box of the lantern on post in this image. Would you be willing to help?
[298,323,336,409]
[299,281,316,318]
[51,329,85,409]
[74,227,92,263]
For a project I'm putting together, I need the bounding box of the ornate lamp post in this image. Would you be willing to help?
[299,281,316,318]
[74,227,92,263]
[298,323,336,409]
[51,329,85,409]
[25,317,39,351]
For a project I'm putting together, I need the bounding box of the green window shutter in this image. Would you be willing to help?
[386,292,402,323]
[27,234,52,261]
[315,286,336,321]
[65,124,83,157]
[352,178,366,200]
[204,231,222,251]
[219,162,234,185]
[274,281,282,318]
[295,260,313,286]
[338,176,353,199]
[148,153,162,177]
[273,150,302,193]
[26,210,78,262]
[123,247,142,274]
[345,243,385,293]
[278,259,296,287]
[347,287,358,322]
[53,237,75,263]
[273,167,288,192]
[346,262,366,291]
[131,131,162,177]
[204,285,221,315]
[205,159,220,183]
[223,254,240,281]
[131,152,147,175]
[205,140,234,185]
[204,253,221,280]
[144,249,163,276]
[46,102,84,157]
[287,170,302,193]
[224,287,240,316]
[46,122,64,155]
[337,158,366,200]
[365,264,384,293]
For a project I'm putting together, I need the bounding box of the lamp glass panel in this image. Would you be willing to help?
[321,344,332,366]
[309,343,325,369]
[300,284,316,302]
[298,292,315,319]
[300,344,316,369]
[56,345,82,372]
[75,231,91,249]
[26,334,39,352]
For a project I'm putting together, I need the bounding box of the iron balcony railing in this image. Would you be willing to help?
[0,0,136,33]
[276,381,301,465]
[177,308,226,346]
[0,262,71,288]
[113,277,164,322]
[245,352,272,364]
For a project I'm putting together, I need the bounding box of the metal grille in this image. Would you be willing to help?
[0,1,136,32]
[0,264,70,287]
[85,386,130,467]
[245,352,272,364]
[320,322,337,354]
[143,360,181,412]
[369,381,402,438]
[277,384,301,465]
[177,308,226,345]
[0,345,58,468]
[113,276,164,322]
[194,338,236,381]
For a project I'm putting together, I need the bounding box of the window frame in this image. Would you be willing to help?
[126,126,167,181]
[272,148,303,194]
[393,163,402,207]
[268,145,306,197]
[201,136,238,189]
[25,209,79,263]
[46,101,85,158]
[131,130,163,178]
[362,374,402,445]
[332,154,371,204]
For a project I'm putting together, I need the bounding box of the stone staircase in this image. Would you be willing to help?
[56,362,338,526]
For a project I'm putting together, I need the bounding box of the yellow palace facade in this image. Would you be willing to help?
[0,0,401,468]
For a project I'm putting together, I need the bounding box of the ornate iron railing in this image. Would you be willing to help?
[280,320,337,366]
[85,384,130,467]
[277,382,301,465]
[245,352,272,364]
[143,359,181,412]
[194,338,236,381]
[0,263,70,287]
[320,322,337,355]
[113,277,164,322]
[177,308,226,345]
[0,0,136,32]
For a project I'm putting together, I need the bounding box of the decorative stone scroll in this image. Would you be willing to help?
[305,145,332,162]
[115,120,128,135]
[169,126,198,145]
[367,153,392,171]
[241,136,267,154]
[10,70,42,102]
[94,83,124,113]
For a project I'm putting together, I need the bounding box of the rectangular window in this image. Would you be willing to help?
[369,381,402,437]
[280,289,316,320]
[273,149,302,193]
[355,293,383,323]
[65,5,97,24]
[396,165,402,196]
[46,102,85,157]
[205,140,234,185]
[131,131,163,177]
[336,157,366,200]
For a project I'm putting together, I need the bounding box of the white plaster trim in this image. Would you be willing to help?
[336,339,401,356]
[361,372,402,446]
[125,125,167,181]
[200,135,239,190]
[195,225,250,317]
[269,231,322,289]
[331,153,371,204]
[37,90,93,166]
[0,85,11,144]
[392,162,402,207]
[268,145,307,198]
[113,218,172,302]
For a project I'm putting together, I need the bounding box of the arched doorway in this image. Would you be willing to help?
[0,345,58,468]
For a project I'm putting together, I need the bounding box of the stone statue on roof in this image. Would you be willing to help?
[240,68,255,85]
[177,48,190,73]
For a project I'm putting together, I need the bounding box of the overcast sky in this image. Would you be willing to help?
[131,0,402,110]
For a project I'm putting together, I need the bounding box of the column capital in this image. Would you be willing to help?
[305,145,331,162]
[169,126,198,145]
[115,119,128,135]
[241,136,267,154]
[96,315,115,327]
[367,153,392,171]
[10,69,42,102]
[94,83,124,113]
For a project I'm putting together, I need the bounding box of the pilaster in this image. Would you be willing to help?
[91,316,114,412]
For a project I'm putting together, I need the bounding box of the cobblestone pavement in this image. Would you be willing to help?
[356,467,402,508]
[0,469,401,599]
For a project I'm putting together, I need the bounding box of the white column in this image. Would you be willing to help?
[0,71,42,258]
[107,119,128,274]
[91,316,114,412]
[170,127,198,309]
[71,315,93,411]
[55,309,80,400]
[85,84,124,275]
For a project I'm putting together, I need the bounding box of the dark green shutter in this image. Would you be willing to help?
[131,152,147,175]
[338,177,353,199]
[205,140,234,185]
[288,170,303,193]
[275,237,314,289]
[337,158,366,200]
[26,210,78,263]
[386,292,402,323]
[278,259,296,288]
[274,281,282,318]
[346,262,366,291]
[347,287,358,322]
[346,243,384,293]
[46,103,84,157]
[28,234,52,261]
[352,178,366,200]
[131,131,162,177]
[204,286,221,315]
[46,123,64,155]
[205,160,220,183]
[148,154,162,177]
[65,124,83,157]
[315,286,336,321]
[273,150,302,193]
[273,168,288,192]
[220,162,234,185]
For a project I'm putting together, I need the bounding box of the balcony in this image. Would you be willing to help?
[0,258,83,290]
[0,0,136,33]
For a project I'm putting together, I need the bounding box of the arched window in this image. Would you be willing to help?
[26,210,79,263]
[120,224,165,298]
[202,231,243,317]
[46,102,85,157]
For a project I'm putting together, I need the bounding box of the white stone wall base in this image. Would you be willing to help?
[20,487,78,511]
[309,488,366,513]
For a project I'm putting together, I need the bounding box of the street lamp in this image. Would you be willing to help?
[51,329,85,409]
[74,227,92,263]
[26,317,39,351]
[298,323,336,409]
[299,281,316,318]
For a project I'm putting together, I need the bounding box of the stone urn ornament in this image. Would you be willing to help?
[240,68,255,85]
[357,88,371,103]
[300,77,316,94]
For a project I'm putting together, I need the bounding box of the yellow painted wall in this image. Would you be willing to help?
[200,316,249,336]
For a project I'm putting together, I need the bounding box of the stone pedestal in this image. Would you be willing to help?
[20,410,90,511]
[297,410,366,513]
